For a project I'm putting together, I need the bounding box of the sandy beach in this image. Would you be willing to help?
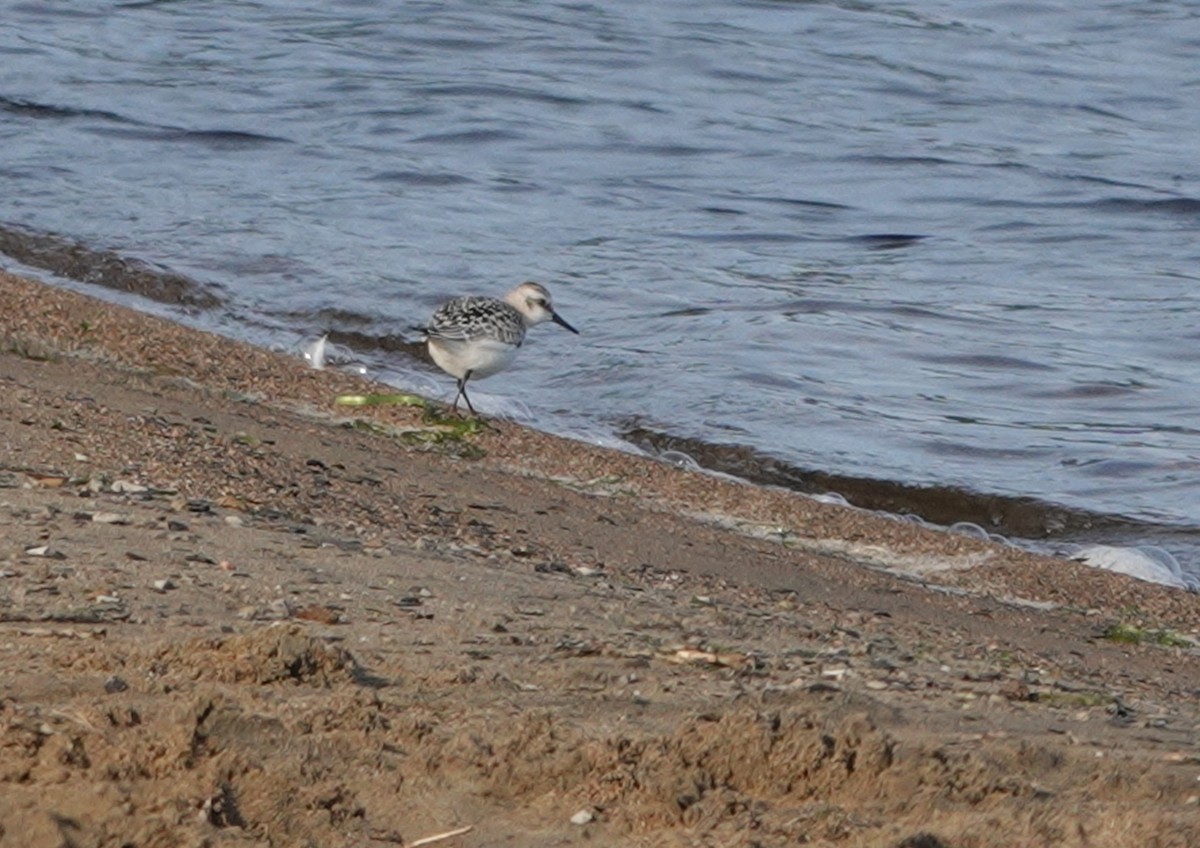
[1,268,1198,847]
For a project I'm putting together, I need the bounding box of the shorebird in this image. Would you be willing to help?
[418,281,579,415]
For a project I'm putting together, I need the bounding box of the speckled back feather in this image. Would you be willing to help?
[424,296,527,347]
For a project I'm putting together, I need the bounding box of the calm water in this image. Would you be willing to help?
[2,1,1199,578]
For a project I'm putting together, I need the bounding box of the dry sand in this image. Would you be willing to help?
[0,269,1198,847]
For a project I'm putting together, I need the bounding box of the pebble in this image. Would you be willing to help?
[224,515,245,527]
[152,578,177,592]
[92,512,131,525]
[569,809,594,826]
[111,480,148,494]
[25,545,67,560]
[104,675,129,694]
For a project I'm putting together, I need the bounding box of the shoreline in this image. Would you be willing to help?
[2,268,1195,618]
[2,268,1199,846]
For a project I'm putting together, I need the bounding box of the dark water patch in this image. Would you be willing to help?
[916,438,1057,461]
[1068,458,1167,479]
[847,233,927,250]
[370,170,474,186]
[622,143,728,157]
[115,0,181,8]
[917,353,1056,372]
[10,2,97,15]
[699,206,746,216]
[671,231,815,244]
[322,328,428,362]
[401,36,505,52]
[1061,173,1156,191]
[741,195,854,211]
[974,195,1200,218]
[706,66,795,84]
[280,306,379,327]
[659,306,714,318]
[840,153,961,167]
[1023,380,1148,400]
[166,128,291,145]
[621,424,1153,541]
[83,126,291,147]
[1073,103,1134,122]
[417,84,586,107]
[0,224,221,309]
[620,99,671,115]
[409,128,523,144]
[1093,197,1200,217]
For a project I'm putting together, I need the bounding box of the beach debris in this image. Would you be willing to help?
[24,544,63,558]
[1101,622,1194,648]
[303,333,328,370]
[13,627,106,640]
[335,392,427,407]
[664,647,748,668]
[295,604,342,624]
[408,825,474,846]
[28,473,69,488]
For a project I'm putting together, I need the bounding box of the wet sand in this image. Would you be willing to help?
[1,269,1198,847]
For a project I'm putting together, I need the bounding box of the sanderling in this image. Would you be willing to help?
[418,281,579,415]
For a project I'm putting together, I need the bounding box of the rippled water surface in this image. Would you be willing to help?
[2,1,1199,571]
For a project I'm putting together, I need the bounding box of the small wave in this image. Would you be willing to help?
[0,95,133,124]
[619,422,1164,541]
[0,223,221,308]
[1069,544,1197,591]
[624,423,1200,588]
[1,95,290,147]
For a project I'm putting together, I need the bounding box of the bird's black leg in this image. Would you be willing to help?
[452,371,477,416]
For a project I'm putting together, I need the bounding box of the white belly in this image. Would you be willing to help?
[428,337,519,380]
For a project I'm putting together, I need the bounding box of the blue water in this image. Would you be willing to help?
[2,1,1199,574]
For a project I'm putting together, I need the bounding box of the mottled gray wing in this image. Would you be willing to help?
[424,297,525,345]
